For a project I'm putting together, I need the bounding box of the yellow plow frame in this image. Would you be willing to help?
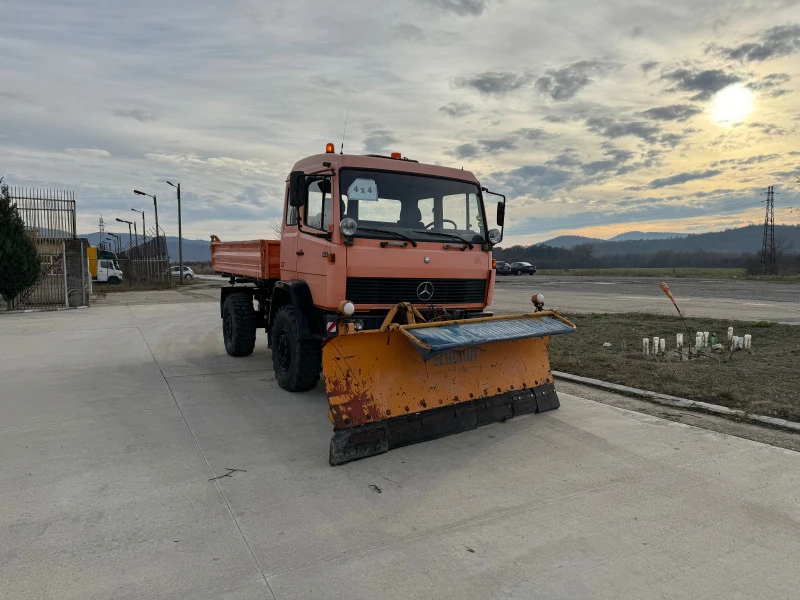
[323,307,575,465]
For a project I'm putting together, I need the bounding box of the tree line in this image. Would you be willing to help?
[493,242,800,274]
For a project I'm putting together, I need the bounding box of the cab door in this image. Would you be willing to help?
[295,178,334,306]
[279,186,299,279]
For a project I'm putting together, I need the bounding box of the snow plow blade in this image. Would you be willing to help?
[323,311,576,465]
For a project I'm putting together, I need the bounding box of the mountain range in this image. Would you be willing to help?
[532,225,800,256]
[79,224,800,263]
[79,232,216,262]
[543,231,686,248]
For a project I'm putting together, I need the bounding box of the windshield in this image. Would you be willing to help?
[339,169,486,243]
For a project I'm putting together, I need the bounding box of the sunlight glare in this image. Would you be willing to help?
[709,84,754,127]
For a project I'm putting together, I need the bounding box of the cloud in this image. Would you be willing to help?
[712,153,781,167]
[542,115,570,123]
[491,164,573,196]
[534,60,619,101]
[747,122,786,136]
[647,169,721,189]
[746,73,793,98]
[64,148,111,158]
[586,116,661,142]
[515,128,549,141]
[451,128,551,158]
[661,68,741,101]
[363,130,399,154]
[422,0,489,16]
[715,23,800,62]
[438,102,474,118]
[454,71,533,95]
[639,104,701,122]
[628,26,645,38]
[641,60,660,73]
[546,149,582,168]
[113,108,156,122]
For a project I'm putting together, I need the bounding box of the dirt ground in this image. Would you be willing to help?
[550,313,800,421]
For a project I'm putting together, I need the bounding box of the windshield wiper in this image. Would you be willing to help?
[356,227,418,247]
[412,230,475,249]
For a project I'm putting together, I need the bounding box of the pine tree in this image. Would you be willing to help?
[0,178,41,307]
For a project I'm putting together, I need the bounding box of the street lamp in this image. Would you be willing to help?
[107,232,121,254]
[130,208,146,247]
[166,181,183,285]
[133,189,160,248]
[115,218,133,250]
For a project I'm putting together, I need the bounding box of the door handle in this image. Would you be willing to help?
[296,250,304,256]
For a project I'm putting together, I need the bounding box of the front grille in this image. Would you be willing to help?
[346,277,486,305]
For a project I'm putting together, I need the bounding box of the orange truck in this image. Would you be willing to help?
[211,145,575,464]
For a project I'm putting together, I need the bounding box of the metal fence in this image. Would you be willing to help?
[9,187,77,310]
[115,229,170,284]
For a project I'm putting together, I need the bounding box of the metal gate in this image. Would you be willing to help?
[9,187,76,310]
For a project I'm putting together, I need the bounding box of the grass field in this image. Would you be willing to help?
[549,313,800,422]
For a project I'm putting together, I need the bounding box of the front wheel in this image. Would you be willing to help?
[271,305,321,391]
[222,294,256,357]
[107,276,120,285]
[184,273,193,280]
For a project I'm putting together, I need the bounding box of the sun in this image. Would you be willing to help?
[709,84,755,127]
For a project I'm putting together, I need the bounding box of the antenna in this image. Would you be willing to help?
[340,108,349,155]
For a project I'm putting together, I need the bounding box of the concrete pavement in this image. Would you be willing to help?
[2,302,800,599]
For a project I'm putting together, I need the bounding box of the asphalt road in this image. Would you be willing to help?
[2,302,800,599]
[490,275,800,323]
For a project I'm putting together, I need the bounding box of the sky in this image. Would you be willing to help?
[2,0,800,245]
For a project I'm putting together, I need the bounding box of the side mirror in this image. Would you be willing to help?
[496,201,505,227]
[289,171,306,207]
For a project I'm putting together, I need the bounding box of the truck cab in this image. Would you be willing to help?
[280,149,506,326]
[87,247,123,284]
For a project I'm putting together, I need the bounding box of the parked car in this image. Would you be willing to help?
[168,265,195,280]
[510,261,537,275]
[495,260,514,275]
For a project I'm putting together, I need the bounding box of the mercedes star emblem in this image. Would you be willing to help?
[424,256,431,263]
[416,281,434,301]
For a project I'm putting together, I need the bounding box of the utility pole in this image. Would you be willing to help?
[166,181,183,285]
[761,185,776,274]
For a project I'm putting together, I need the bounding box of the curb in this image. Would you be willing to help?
[553,371,800,435]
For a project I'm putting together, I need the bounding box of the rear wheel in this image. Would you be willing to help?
[222,294,256,357]
[271,305,321,391]
[514,270,521,275]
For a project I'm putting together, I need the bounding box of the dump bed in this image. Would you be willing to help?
[211,238,281,280]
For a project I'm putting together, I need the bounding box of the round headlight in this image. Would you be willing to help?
[340,217,358,237]
[532,293,545,305]
[339,300,355,316]
[488,228,502,244]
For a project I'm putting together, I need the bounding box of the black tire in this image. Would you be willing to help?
[271,305,321,392]
[222,294,257,357]
[514,270,521,275]
[184,273,193,280]
[107,276,120,285]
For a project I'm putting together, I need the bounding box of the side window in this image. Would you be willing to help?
[304,179,326,231]
[285,188,298,226]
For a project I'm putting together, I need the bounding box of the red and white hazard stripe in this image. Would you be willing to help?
[326,321,338,334]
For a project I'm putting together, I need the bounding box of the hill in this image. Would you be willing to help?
[607,231,686,242]
[540,235,605,248]
[79,232,213,262]
[590,225,799,257]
